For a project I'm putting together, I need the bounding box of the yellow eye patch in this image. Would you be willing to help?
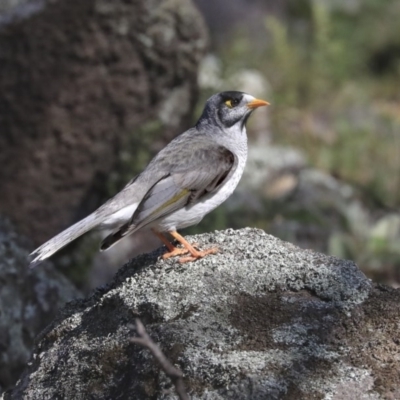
[225,100,232,108]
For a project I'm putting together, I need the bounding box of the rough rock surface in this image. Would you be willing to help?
[5,228,400,399]
[0,0,207,244]
[0,218,80,394]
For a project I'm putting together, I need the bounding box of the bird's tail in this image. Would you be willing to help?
[29,213,100,268]
[99,222,130,252]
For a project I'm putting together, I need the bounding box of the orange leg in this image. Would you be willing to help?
[152,230,190,258]
[169,231,218,263]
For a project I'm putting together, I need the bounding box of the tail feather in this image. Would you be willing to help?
[99,223,130,252]
[29,214,99,268]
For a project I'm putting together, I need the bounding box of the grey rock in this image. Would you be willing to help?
[5,228,400,399]
[240,145,307,192]
[0,0,44,24]
[0,218,80,394]
[225,144,306,212]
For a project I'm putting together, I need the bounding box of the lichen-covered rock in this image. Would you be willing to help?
[5,228,400,399]
[0,0,207,245]
[0,218,80,394]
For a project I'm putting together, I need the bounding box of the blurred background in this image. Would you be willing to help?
[1,0,400,392]
[193,0,400,289]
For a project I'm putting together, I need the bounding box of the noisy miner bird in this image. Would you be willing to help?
[29,91,269,267]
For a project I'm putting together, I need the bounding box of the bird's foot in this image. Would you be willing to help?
[178,247,219,264]
[160,231,218,263]
[162,247,190,260]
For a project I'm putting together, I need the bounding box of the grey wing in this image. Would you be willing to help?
[93,170,167,222]
[127,142,237,231]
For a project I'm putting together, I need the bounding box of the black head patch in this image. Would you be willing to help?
[219,91,244,107]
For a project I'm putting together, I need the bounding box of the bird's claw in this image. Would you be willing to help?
[162,247,190,260]
[178,247,219,263]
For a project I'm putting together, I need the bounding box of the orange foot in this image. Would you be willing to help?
[152,229,218,263]
[162,247,190,260]
[168,231,218,263]
[178,247,219,264]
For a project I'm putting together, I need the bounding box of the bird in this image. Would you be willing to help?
[29,91,269,267]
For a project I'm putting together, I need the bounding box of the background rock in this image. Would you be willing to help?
[0,0,207,245]
[0,217,80,394]
[6,228,400,399]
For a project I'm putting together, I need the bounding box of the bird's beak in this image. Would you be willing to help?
[247,99,270,109]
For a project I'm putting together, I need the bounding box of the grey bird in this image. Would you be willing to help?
[29,91,269,267]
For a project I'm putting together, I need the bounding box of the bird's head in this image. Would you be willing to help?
[197,91,269,131]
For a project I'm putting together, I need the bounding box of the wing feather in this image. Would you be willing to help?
[131,177,191,229]
[129,143,236,231]
[100,136,237,249]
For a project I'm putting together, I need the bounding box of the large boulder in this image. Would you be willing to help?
[0,0,207,245]
[0,218,80,394]
[5,228,400,399]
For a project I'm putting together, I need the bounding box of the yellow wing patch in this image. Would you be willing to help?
[153,189,190,215]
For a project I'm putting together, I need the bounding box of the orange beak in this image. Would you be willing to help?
[247,98,270,109]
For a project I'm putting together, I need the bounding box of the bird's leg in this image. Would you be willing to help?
[168,231,218,263]
[152,230,190,258]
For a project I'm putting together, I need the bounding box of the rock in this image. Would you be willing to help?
[0,0,207,245]
[0,0,34,16]
[218,144,307,222]
[280,168,372,251]
[240,145,307,192]
[0,217,80,394]
[5,228,400,399]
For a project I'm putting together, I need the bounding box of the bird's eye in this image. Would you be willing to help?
[225,98,240,108]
